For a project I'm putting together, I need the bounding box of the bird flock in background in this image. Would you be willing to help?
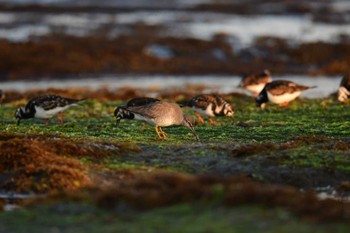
[3,71,350,141]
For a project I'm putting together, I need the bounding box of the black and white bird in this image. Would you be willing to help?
[114,100,199,141]
[239,69,272,96]
[114,97,160,130]
[179,94,234,126]
[337,74,350,102]
[256,80,316,109]
[15,95,85,125]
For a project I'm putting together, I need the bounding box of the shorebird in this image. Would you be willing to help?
[114,101,199,141]
[179,94,234,126]
[115,97,160,130]
[338,74,350,102]
[239,69,272,96]
[256,80,316,109]
[15,94,85,125]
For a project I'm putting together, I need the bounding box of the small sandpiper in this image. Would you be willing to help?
[180,94,234,126]
[337,74,350,102]
[15,94,85,125]
[256,80,316,109]
[114,101,199,141]
[239,69,272,96]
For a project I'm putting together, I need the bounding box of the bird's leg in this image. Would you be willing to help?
[45,119,50,126]
[195,112,205,124]
[158,127,168,139]
[155,126,163,139]
[140,122,147,131]
[58,112,63,125]
[209,118,220,126]
[280,102,289,107]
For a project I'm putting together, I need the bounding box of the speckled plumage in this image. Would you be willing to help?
[256,80,315,108]
[186,94,234,117]
[338,75,350,102]
[239,70,272,95]
[15,94,84,125]
[181,94,234,125]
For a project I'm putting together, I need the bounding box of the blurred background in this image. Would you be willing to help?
[0,0,350,96]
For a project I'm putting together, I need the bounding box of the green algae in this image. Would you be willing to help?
[1,96,350,231]
[1,97,350,177]
[0,202,349,233]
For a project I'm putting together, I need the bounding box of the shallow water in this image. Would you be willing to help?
[0,75,341,98]
[0,7,349,47]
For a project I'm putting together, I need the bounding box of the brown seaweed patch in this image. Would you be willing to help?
[224,181,350,223]
[286,135,330,146]
[0,134,138,160]
[230,135,344,158]
[329,141,350,151]
[87,172,350,223]
[22,170,350,223]
[95,173,220,209]
[231,143,277,157]
[0,137,92,193]
[337,182,350,192]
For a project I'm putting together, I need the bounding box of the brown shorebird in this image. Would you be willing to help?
[239,69,272,96]
[114,101,199,141]
[255,80,316,109]
[15,95,85,125]
[179,94,234,126]
[338,74,350,102]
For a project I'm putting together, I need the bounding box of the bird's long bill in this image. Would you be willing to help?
[186,121,200,142]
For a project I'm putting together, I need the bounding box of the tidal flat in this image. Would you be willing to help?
[0,90,350,232]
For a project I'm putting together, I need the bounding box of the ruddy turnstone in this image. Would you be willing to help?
[256,80,316,109]
[114,101,199,141]
[239,69,272,96]
[337,74,350,102]
[180,94,234,126]
[15,94,85,125]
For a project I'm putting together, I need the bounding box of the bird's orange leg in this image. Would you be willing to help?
[140,122,147,131]
[58,112,63,125]
[209,118,220,126]
[155,126,163,139]
[159,127,168,139]
[45,119,50,126]
[195,112,205,124]
[280,102,289,107]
